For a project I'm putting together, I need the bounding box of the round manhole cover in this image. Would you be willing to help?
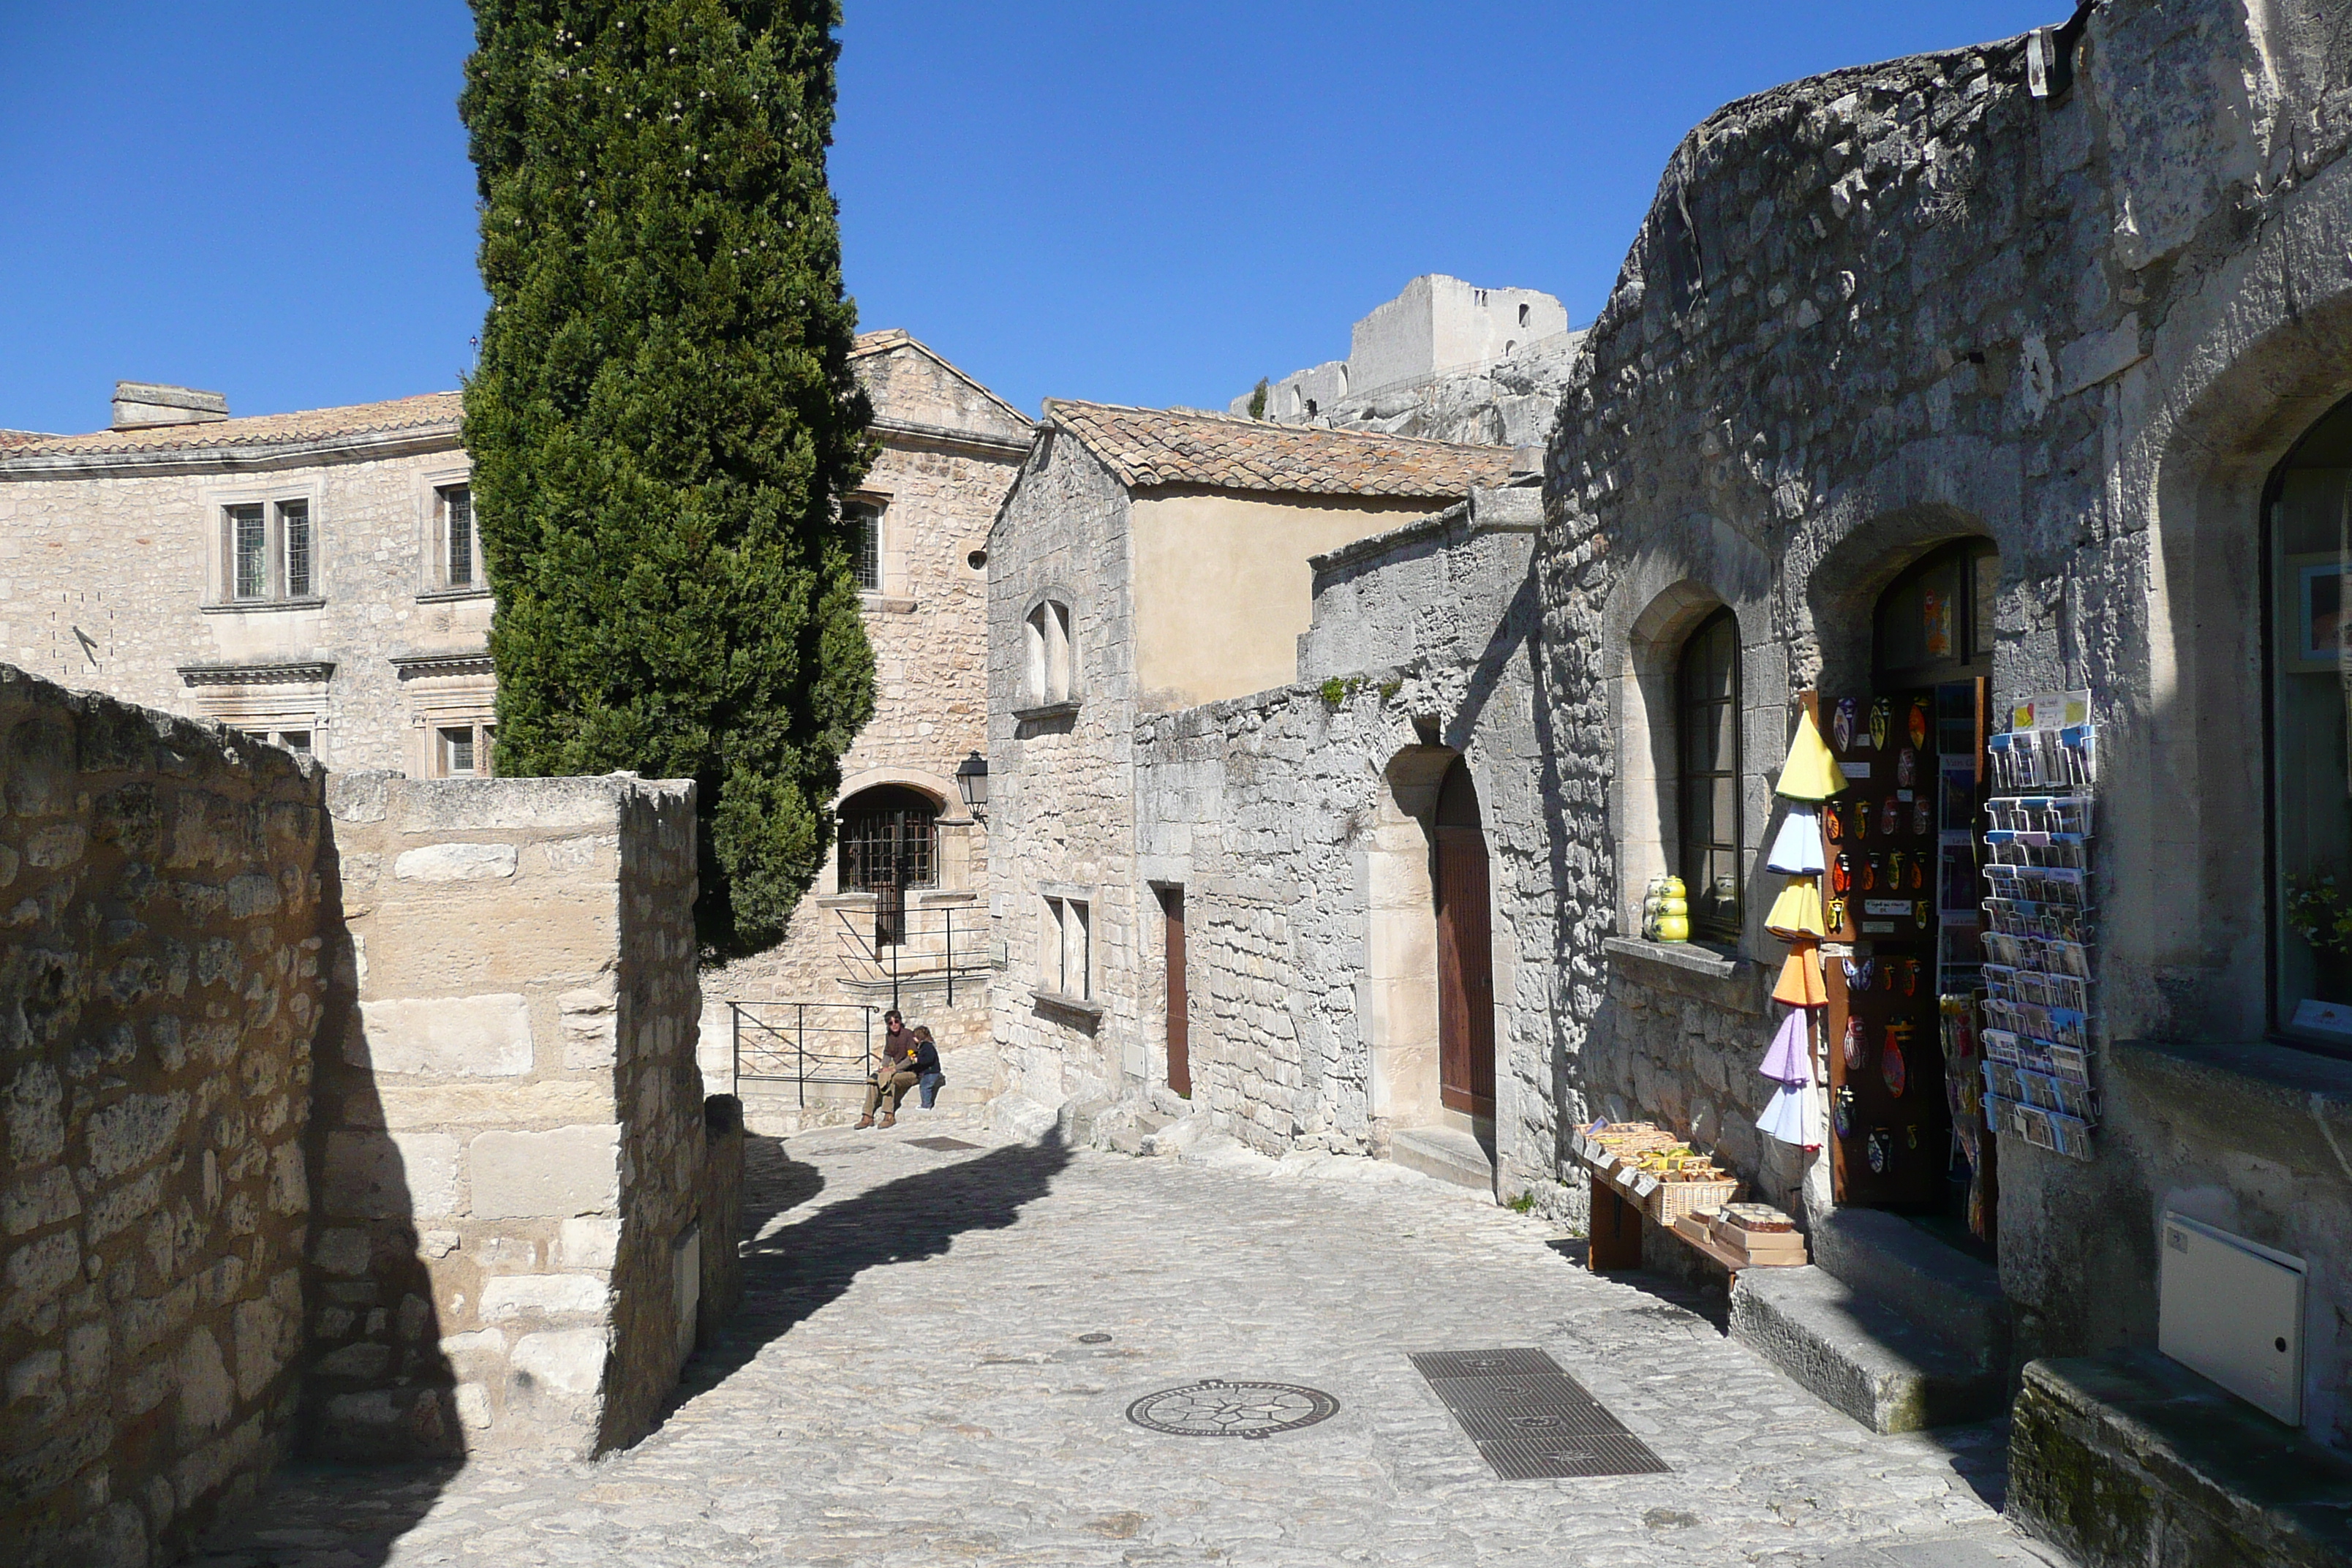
[1126,1379,1338,1439]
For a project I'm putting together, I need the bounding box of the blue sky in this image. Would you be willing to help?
[0,1,2058,437]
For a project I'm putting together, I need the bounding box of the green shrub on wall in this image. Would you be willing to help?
[460,0,875,954]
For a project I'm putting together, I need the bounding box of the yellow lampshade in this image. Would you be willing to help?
[1776,709,1847,801]
[1773,941,1828,1009]
[1765,875,1826,940]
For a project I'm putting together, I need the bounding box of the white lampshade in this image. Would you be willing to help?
[1766,804,1826,875]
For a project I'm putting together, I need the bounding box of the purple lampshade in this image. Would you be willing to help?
[1759,1006,1812,1085]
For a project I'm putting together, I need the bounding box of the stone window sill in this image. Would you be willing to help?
[202,596,326,615]
[2115,1037,2352,1108]
[1032,988,1104,1022]
[1602,935,1762,1016]
[1603,935,1744,981]
[415,586,494,606]
[861,593,917,615]
[1014,700,1081,723]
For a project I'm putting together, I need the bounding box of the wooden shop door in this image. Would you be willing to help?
[1160,885,1191,1098]
[1434,759,1496,1119]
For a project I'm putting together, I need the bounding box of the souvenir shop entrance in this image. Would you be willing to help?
[1818,540,1998,1240]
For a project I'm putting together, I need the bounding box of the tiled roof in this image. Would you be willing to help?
[1043,399,1518,497]
[0,391,463,461]
[0,430,50,448]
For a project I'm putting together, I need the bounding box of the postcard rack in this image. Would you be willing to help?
[1976,690,2100,1161]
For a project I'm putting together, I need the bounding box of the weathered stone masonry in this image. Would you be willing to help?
[1535,0,2352,1452]
[2,667,326,1566]
[1,666,734,1567]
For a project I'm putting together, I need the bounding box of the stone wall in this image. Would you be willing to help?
[1,666,327,1568]
[309,772,709,1460]
[1534,0,2352,1444]
[1126,489,1560,1194]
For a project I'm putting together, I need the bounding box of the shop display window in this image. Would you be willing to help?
[2269,396,2352,1047]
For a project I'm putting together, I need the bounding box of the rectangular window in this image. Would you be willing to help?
[848,500,882,592]
[2270,453,2352,1047]
[440,725,477,777]
[280,500,312,598]
[278,731,312,758]
[440,485,476,588]
[1046,895,1091,1000]
[230,505,267,600]
[1677,608,1743,943]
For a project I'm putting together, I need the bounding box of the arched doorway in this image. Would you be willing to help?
[1820,538,1997,1235]
[837,784,939,947]
[1433,758,1497,1121]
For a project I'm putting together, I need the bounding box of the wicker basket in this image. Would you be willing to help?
[1643,1175,1742,1226]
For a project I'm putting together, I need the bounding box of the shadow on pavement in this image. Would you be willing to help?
[661,1128,1074,1420]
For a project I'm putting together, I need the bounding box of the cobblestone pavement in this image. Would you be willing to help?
[190,1116,2070,1568]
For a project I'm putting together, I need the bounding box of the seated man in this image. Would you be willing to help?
[855,1021,918,1129]
[910,1025,945,1109]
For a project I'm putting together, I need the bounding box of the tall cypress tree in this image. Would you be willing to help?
[459,0,875,954]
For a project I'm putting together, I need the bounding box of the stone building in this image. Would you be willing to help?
[1234,274,1582,448]
[0,333,1030,1124]
[1013,1,2352,1550]
[984,400,1521,1125]
[699,331,1030,1120]
[0,388,486,777]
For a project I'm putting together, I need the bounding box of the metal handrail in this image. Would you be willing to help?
[728,1001,877,1109]
[833,904,989,1011]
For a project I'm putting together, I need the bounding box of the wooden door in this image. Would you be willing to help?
[1434,761,1496,1118]
[1160,886,1191,1098]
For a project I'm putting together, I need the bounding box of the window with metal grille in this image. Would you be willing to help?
[836,784,938,893]
[848,500,882,592]
[1677,607,1743,944]
[440,484,476,588]
[280,500,312,598]
[231,505,267,599]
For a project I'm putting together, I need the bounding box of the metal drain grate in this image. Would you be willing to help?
[905,1136,983,1151]
[1409,1349,1669,1480]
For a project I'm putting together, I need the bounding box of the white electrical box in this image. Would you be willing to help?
[2158,1212,2305,1426]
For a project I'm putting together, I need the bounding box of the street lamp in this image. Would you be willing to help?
[954,750,990,823]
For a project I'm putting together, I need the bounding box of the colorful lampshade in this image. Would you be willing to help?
[1775,709,1847,801]
[1756,1079,1824,1150]
[1765,875,1826,940]
[1759,1006,1812,1084]
[1765,804,1826,875]
[1772,942,1828,1009]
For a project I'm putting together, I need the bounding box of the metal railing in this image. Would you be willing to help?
[834,904,988,1011]
[728,1001,878,1107]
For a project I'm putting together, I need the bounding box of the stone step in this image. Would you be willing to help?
[2010,1349,2352,1568]
[1387,1125,1495,1192]
[1730,1265,2005,1434]
[1809,1207,2010,1372]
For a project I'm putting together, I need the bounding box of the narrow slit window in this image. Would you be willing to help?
[440,485,475,588]
[230,505,267,600]
[848,500,883,592]
[1676,607,1743,944]
[280,500,312,598]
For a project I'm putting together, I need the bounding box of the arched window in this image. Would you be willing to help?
[1677,608,1742,943]
[2268,393,2352,1046]
[837,785,939,894]
[1024,599,1074,708]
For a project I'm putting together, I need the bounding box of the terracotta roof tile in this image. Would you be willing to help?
[1044,399,1518,498]
[0,391,462,461]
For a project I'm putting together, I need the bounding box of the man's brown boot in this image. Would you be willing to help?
[853,1115,874,1129]
[878,1112,896,1128]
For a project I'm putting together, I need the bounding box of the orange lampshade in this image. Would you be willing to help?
[1772,941,1828,1009]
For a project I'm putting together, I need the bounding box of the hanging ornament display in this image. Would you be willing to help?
[1833,698,1858,753]
[1773,942,1829,1009]
[1775,709,1848,801]
[1766,805,1828,875]
[1759,1007,1811,1083]
[1765,876,1826,940]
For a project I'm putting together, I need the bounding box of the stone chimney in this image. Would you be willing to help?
[112,381,229,430]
